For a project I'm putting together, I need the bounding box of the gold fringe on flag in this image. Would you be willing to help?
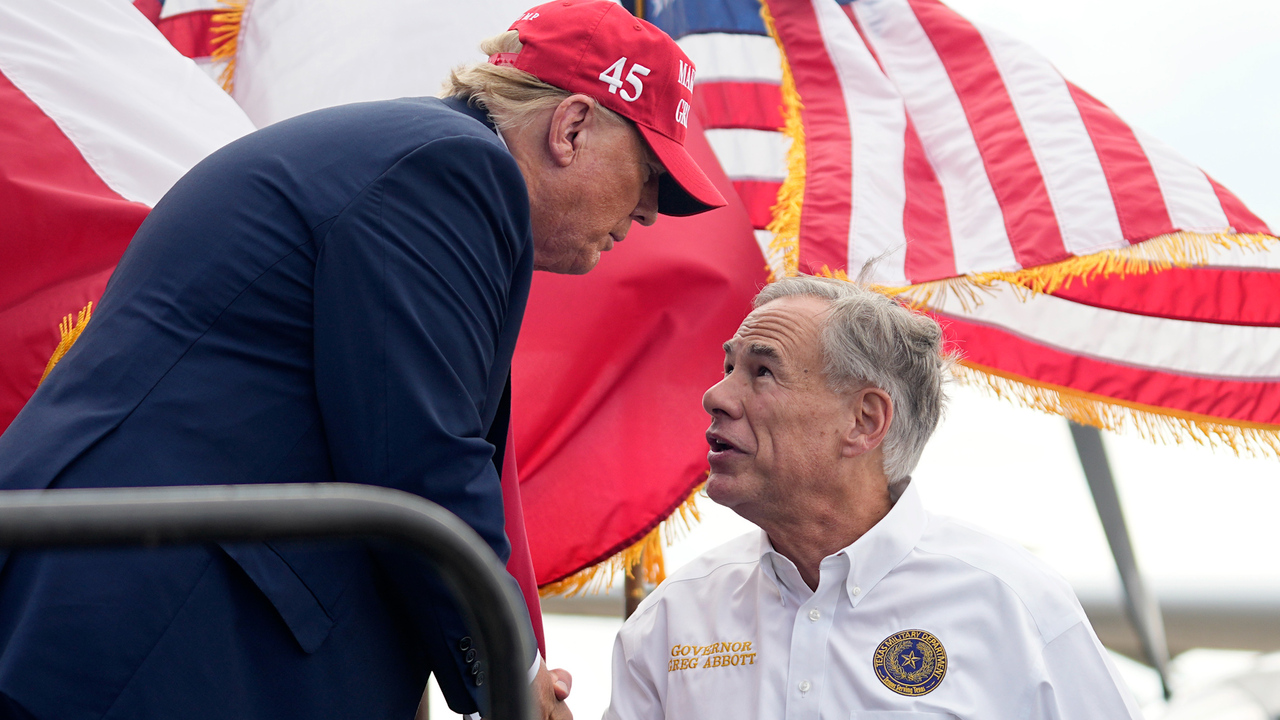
[884,230,1279,308]
[38,302,93,386]
[210,0,248,94]
[760,1,804,281]
[815,259,1280,459]
[954,360,1280,459]
[539,482,704,597]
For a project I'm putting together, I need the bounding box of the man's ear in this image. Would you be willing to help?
[841,387,893,458]
[545,94,595,168]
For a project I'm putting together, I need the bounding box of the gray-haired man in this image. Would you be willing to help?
[605,276,1142,719]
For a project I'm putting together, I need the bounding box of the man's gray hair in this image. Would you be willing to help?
[754,276,952,482]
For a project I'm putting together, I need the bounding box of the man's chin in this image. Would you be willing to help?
[532,244,602,275]
[704,472,748,508]
[542,251,600,275]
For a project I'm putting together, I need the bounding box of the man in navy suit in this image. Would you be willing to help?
[0,2,724,719]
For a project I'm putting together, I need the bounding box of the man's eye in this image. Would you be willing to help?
[756,366,772,377]
[723,364,734,376]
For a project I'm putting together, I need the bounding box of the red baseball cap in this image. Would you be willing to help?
[491,0,726,217]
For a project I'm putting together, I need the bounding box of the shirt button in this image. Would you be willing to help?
[852,586,862,596]
[808,608,821,621]
[798,680,811,693]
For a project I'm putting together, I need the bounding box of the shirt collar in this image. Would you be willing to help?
[758,532,807,605]
[843,477,927,607]
[757,478,929,608]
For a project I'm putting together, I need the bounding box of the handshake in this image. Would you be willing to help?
[533,659,574,720]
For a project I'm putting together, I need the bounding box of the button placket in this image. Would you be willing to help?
[784,560,842,720]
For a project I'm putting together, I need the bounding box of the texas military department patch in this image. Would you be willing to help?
[873,629,947,696]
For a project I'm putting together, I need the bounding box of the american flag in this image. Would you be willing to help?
[648,0,1280,452]
[643,0,793,275]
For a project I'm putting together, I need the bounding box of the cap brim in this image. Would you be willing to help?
[637,126,727,217]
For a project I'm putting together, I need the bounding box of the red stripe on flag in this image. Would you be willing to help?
[909,0,1067,269]
[765,0,853,274]
[1067,82,1176,243]
[0,70,147,430]
[1205,174,1272,235]
[1050,266,1280,327]
[902,115,956,282]
[0,72,146,314]
[935,311,1280,426]
[694,82,784,132]
[732,179,782,230]
[156,10,219,59]
[132,0,162,24]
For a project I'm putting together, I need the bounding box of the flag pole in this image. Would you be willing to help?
[1069,421,1172,698]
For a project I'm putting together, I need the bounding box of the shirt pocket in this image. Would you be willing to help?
[852,713,958,719]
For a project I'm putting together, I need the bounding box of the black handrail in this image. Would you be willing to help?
[0,483,533,720]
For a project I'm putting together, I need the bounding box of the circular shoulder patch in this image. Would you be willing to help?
[872,629,947,696]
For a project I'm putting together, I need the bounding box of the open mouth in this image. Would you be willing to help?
[706,431,742,454]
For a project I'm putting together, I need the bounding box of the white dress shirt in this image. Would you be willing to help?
[604,481,1143,719]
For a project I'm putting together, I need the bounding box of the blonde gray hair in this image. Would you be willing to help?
[754,276,953,483]
[442,30,627,133]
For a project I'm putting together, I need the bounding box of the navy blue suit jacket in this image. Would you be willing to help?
[0,97,534,719]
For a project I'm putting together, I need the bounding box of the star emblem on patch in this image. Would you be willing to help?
[873,629,947,696]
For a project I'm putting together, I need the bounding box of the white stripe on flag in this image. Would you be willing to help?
[1133,128,1231,234]
[856,0,1018,275]
[0,0,253,207]
[812,0,909,286]
[677,33,783,85]
[1203,243,1280,270]
[978,24,1125,258]
[929,289,1280,380]
[704,129,789,182]
[160,0,227,20]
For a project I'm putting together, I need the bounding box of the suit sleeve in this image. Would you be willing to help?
[313,133,534,714]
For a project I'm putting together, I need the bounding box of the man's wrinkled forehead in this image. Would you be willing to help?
[723,298,826,362]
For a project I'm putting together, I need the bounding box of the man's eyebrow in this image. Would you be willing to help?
[746,343,780,359]
[723,340,780,360]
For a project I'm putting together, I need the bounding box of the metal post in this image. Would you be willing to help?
[0,483,534,720]
[625,552,646,618]
[1068,422,1172,698]
[625,547,659,619]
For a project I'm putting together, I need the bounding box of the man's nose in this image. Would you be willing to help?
[632,175,659,227]
[702,374,740,419]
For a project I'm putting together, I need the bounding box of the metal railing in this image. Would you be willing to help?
[0,483,533,720]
